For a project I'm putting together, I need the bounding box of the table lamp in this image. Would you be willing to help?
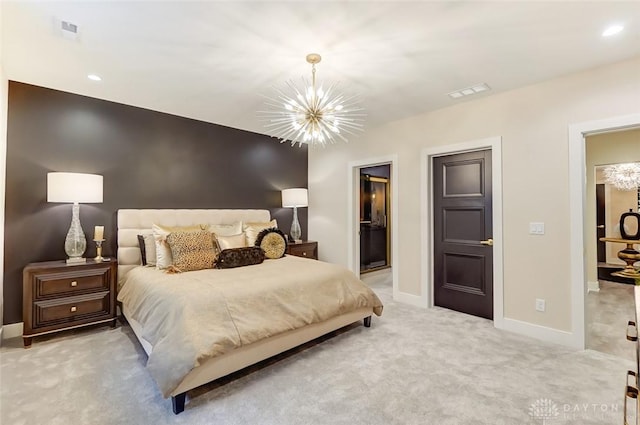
[47,172,103,263]
[282,188,308,243]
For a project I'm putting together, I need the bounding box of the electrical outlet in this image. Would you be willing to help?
[535,298,546,312]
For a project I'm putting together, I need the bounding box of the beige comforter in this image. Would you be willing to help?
[117,255,383,397]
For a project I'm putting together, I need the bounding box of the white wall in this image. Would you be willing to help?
[309,57,640,337]
[0,0,7,338]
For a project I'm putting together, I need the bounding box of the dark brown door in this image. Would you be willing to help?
[433,150,493,319]
[596,183,606,263]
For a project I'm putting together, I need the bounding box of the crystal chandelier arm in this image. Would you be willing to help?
[259,53,365,147]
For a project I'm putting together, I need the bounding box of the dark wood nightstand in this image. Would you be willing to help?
[286,241,318,260]
[22,258,117,348]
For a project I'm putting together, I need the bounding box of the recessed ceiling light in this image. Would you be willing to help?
[602,25,624,37]
[87,74,102,81]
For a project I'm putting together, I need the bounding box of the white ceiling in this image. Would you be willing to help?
[2,1,640,135]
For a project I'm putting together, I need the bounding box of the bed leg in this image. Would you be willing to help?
[363,316,371,328]
[172,393,186,414]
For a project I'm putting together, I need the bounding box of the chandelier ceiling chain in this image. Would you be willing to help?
[259,53,365,147]
[603,162,640,191]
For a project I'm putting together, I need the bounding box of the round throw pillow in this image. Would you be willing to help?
[255,228,287,259]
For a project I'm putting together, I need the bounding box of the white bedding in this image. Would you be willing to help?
[117,255,383,397]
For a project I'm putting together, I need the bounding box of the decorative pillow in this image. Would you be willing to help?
[208,221,243,237]
[243,219,278,246]
[166,230,215,272]
[215,233,247,251]
[255,228,287,259]
[153,224,206,269]
[137,232,156,266]
[215,247,265,269]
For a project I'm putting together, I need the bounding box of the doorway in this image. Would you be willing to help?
[432,149,494,319]
[360,165,391,274]
[583,129,640,358]
[347,155,399,302]
[568,114,640,350]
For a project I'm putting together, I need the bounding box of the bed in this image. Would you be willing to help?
[116,209,383,414]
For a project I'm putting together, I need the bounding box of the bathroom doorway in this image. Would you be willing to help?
[360,165,391,273]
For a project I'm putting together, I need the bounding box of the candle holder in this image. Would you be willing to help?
[94,239,105,261]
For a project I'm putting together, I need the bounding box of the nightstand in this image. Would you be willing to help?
[286,241,318,260]
[22,258,117,348]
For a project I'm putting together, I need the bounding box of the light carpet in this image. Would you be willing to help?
[586,280,635,361]
[0,272,634,425]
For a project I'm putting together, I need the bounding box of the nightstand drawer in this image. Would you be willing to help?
[289,245,315,258]
[286,242,318,260]
[34,292,111,327]
[35,270,110,299]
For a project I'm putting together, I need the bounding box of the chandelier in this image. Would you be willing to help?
[260,53,365,147]
[604,162,640,191]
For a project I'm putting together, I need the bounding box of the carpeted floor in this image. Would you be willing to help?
[586,280,635,360]
[0,271,634,425]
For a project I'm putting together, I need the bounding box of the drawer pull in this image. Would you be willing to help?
[302,252,307,256]
[70,281,78,287]
[70,306,77,313]
[624,372,638,425]
[628,321,638,342]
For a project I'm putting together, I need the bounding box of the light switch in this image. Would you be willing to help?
[529,222,545,235]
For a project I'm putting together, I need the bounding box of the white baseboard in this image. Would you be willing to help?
[394,291,427,308]
[587,281,600,292]
[497,317,580,349]
[1,322,23,341]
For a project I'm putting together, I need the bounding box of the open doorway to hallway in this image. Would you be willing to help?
[585,128,640,361]
[359,165,391,274]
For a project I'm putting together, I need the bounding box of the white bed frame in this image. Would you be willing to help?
[117,209,373,414]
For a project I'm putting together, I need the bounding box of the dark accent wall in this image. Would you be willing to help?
[4,81,308,324]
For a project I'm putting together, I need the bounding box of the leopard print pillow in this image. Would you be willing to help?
[166,230,215,272]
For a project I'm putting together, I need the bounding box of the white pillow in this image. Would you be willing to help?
[215,233,247,251]
[209,221,243,237]
[152,224,204,269]
[243,219,278,246]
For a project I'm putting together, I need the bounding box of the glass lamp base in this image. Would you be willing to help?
[66,257,87,264]
[290,206,302,243]
[64,203,87,263]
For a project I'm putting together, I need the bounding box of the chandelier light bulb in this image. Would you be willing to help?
[603,163,640,191]
[259,53,365,147]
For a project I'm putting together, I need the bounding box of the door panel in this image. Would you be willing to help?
[433,150,493,319]
[442,253,486,295]
[444,161,484,196]
[443,207,485,243]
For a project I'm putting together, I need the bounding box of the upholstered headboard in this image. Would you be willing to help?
[117,209,271,283]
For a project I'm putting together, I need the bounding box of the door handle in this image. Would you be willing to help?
[597,225,605,229]
[480,238,494,246]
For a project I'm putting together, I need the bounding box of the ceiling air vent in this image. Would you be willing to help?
[448,83,491,100]
[55,18,80,41]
